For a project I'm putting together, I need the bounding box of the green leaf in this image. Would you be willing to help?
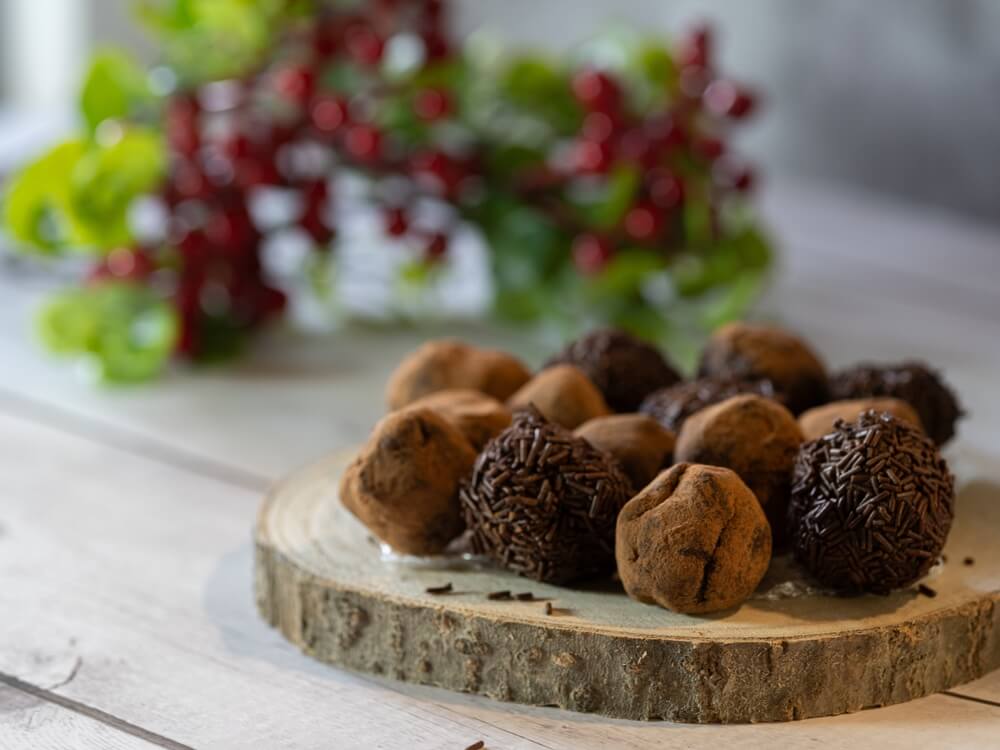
[69,127,166,248]
[2,140,91,252]
[37,283,178,383]
[576,164,641,230]
[585,248,667,300]
[79,49,153,133]
[501,56,581,134]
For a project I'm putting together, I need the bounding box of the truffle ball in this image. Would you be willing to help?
[798,397,921,442]
[574,414,676,492]
[698,322,829,414]
[460,407,632,584]
[507,364,611,429]
[640,376,781,433]
[406,389,512,450]
[829,362,963,445]
[675,394,803,542]
[340,407,476,555]
[386,339,531,410]
[544,328,681,412]
[616,463,772,614]
[788,411,955,594]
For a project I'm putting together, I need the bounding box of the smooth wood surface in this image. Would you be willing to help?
[1,177,999,746]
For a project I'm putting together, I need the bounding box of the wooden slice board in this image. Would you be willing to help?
[255,450,1000,724]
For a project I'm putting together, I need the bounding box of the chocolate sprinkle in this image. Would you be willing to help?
[425,582,453,595]
[487,590,512,601]
[788,411,955,595]
[640,376,783,433]
[464,741,485,750]
[514,592,535,601]
[964,557,975,566]
[545,601,553,615]
[544,328,681,412]
[460,406,632,584]
[917,584,938,598]
[829,361,964,445]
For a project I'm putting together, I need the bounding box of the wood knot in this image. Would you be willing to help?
[552,652,577,668]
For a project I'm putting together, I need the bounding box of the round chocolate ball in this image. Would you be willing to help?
[698,322,829,414]
[574,413,676,492]
[788,411,955,594]
[507,364,610,429]
[798,397,921,443]
[616,463,772,614]
[829,362,963,445]
[639,376,781,433]
[675,394,803,544]
[544,328,681,412]
[460,407,632,584]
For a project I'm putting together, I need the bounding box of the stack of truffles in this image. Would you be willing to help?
[340,323,963,614]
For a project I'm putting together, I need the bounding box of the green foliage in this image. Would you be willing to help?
[500,56,582,135]
[37,283,178,383]
[80,50,154,133]
[573,165,642,230]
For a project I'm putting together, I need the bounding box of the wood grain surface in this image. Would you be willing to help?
[0,178,998,747]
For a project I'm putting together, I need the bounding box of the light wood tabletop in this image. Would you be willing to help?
[0,177,998,749]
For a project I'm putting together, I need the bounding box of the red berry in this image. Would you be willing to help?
[618,129,658,168]
[648,169,685,209]
[624,203,664,242]
[573,139,614,174]
[582,111,616,143]
[422,31,450,61]
[694,136,726,161]
[714,159,756,192]
[571,70,621,113]
[274,65,316,103]
[205,207,256,254]
[165,95,200,156]
[572,234,613,274]
[310,95,350,134]
[703,80,756,119]
[414,88,453,121]
[412,150,466,194]
[234,159,281,189]
[107,247,155,280]
[384,207,409,237]
[424,232,449,261]
[172,160,210,199]
[259,286,288,316]
[301,204,333,244]
[678,64,712,98]
[677,23,713,68]
[344,125,383,162]
[345,24,384,65]
[646,114,686,152]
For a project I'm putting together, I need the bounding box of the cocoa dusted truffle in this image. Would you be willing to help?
[544,328,681,412]
[829,362,963,445]
[798,397,921,442]
[406,389,512,450]
[460,407,632,584]
[574,414,676,491]
[616,463,772,614]
[788,411,955,594]
[698,322,829,414]
[340,407,476,555]
[385,339,531,410]
[675,394,803,543]
[507,364,611,429]
[639,376,781,433]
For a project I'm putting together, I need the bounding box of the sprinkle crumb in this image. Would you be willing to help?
[464,741,485,750]
[545,601,553,615]
[487,590,512,601]
[964,557,975,566]
[917,584,937,598]
[425,583,453,595]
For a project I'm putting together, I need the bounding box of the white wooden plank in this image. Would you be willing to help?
[0,410,997,749]
[947,668,1000,705]
[0,685,161,750]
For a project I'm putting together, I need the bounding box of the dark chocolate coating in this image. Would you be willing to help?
[829,361,963,445]
[459,407,631,584]
[788,411,955,595]
[544,328,681,412]
[639,376,781,433]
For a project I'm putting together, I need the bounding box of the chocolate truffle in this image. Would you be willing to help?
[698,322,829,414]
[616,463,772,614]
[788,411,955,594]
[798,397,921,442]
[385,339,531,410]
[829,362,963,445]
[544,328,681,412]
[675,394,803,542]
[574,414,676,492]
[340,407,476,555]
[460,407,632,584]
[507,364,611,429]
[406,389,512,450]
[639,376,781,433]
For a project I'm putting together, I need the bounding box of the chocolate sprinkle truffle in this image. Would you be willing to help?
[639,376,781,433]
[460,407,632,584]
[544,328,681,412]
[698,322,829,414]
[829,362,963,445]
[788,411,955,595]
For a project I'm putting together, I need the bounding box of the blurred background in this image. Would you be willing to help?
[3,0,1000,224]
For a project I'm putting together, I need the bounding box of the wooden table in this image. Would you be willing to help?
[1,178,998,748]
